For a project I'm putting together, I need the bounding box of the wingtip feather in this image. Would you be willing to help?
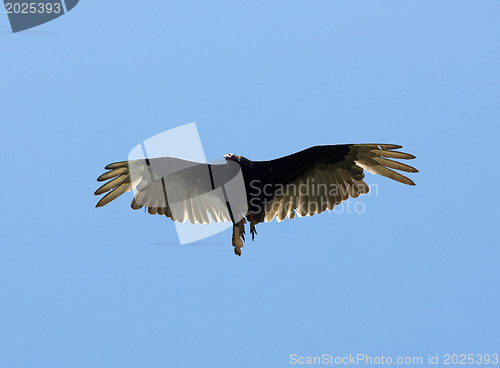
[104,161,128,170]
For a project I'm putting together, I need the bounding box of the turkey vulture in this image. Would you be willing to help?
[95,144,417,255]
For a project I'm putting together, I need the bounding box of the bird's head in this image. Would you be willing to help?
[223,153,251,164]
[223,153,241,162]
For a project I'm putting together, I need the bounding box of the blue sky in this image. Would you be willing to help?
[1,1,499,367]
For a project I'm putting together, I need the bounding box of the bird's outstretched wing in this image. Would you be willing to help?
[95,157,246,224]
[245,144,418,223]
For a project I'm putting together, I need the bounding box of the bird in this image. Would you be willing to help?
[95,144,418,255]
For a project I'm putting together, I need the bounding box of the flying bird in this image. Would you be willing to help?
[95,144,418,255]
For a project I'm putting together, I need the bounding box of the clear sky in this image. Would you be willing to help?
[1,1,499,367]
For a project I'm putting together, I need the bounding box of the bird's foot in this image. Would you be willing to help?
[250,214,258,241]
